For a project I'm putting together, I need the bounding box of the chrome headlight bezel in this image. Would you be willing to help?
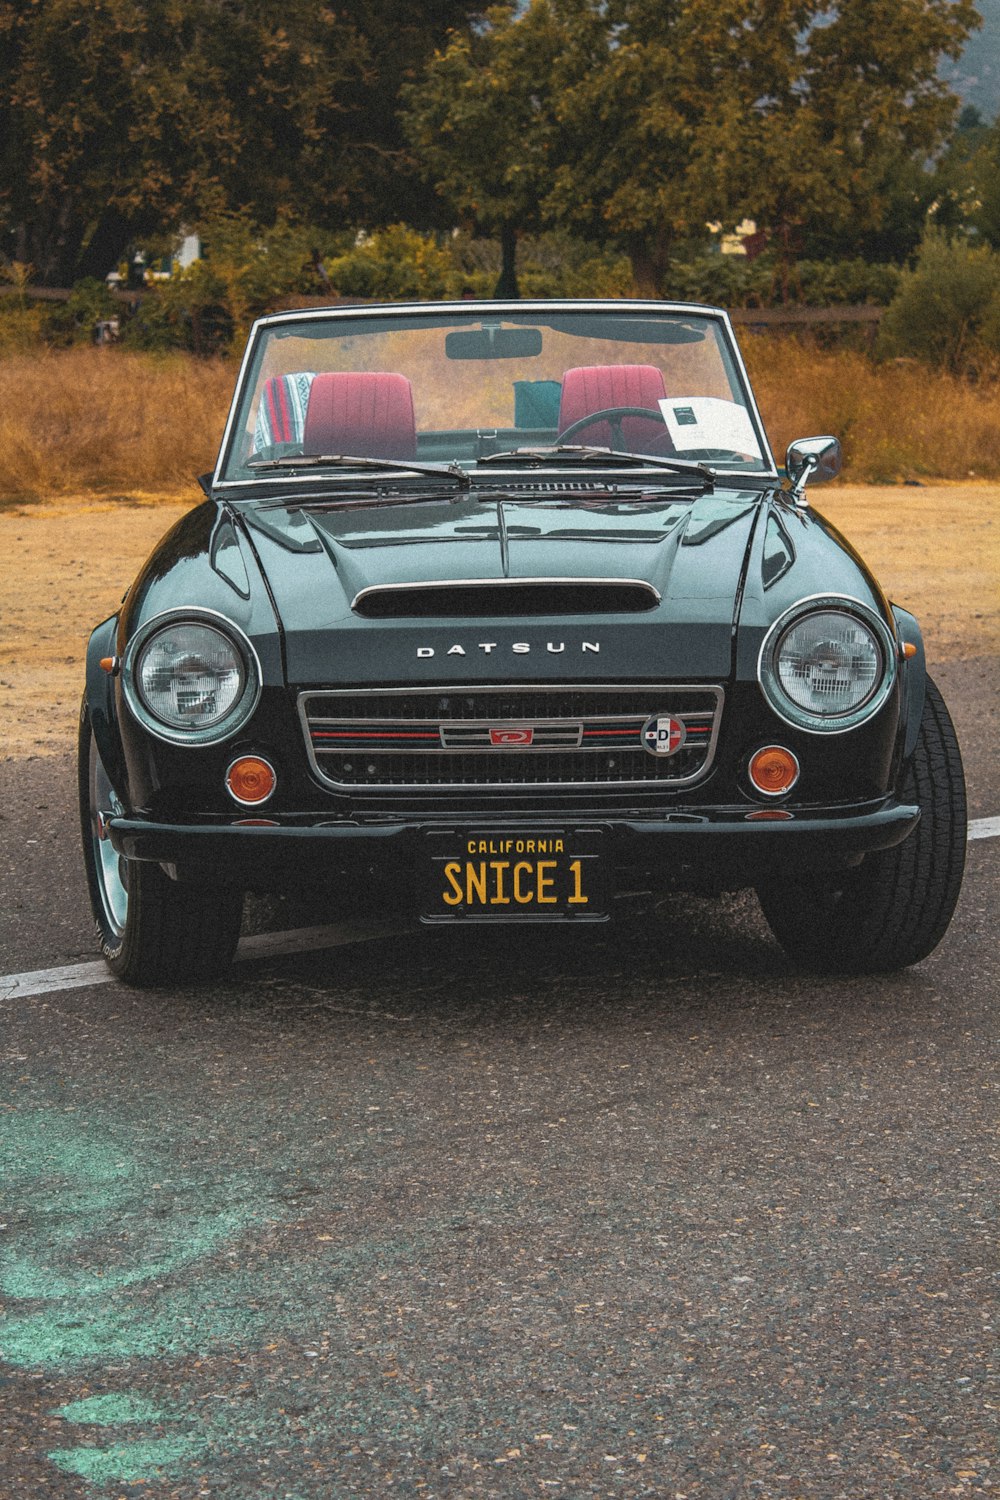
[122,608,262,747]
[757,595,897,734]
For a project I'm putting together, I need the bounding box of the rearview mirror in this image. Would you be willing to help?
[446,325,543,360]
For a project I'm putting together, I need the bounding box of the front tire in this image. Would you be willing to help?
[757,676,966,973]
[79,703,244,986]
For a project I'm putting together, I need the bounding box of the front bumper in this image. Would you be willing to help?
[108,797,920,890]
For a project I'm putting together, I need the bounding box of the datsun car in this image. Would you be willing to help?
[79,300,967,984]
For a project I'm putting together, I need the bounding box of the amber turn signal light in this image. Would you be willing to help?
[225,755,276,806]
[748,745,799,797]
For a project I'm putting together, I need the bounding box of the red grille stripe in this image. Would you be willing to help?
[313,730,439,740]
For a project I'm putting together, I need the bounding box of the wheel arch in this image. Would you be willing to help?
[84,615,128,801]
[891,604,927,762]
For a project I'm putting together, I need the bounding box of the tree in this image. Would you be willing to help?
[402,4,566,296]
[405,0,981,294]
[706,0,984,275]
[0,0,476,285]
[927,111,1000,248]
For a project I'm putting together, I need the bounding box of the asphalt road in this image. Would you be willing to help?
[0,657,996,1499]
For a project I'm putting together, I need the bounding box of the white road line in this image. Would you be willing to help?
[0,959,112,1000]
[1,818,997,1002]
[0,920,413,1002]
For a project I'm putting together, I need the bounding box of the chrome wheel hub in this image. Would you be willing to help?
[90,738,128,936]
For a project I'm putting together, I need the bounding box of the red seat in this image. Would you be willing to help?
[303,372,416,460]
[558,365,671,453]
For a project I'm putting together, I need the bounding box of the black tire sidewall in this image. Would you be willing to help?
[78,700,130,971]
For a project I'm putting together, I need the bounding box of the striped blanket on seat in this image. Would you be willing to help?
[253,372,316,452]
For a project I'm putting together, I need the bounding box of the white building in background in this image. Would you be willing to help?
[706,219,759,256]
[175,233,201,269]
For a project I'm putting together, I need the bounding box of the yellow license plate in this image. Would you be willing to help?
[421,830,607,922]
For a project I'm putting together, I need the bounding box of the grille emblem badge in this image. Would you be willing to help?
[642,714,687,756]
[489,727,534,746]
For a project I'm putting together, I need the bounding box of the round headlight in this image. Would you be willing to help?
[759,599,895,732]
[124,613,260,745]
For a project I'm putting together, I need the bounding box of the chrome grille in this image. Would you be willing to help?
[299,684,723,792]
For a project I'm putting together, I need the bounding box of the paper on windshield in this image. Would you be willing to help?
[658,397,762,459]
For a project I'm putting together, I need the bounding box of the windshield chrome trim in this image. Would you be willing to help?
[212,299,779,490]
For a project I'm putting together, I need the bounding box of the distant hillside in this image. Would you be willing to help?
[942,0,1000,123]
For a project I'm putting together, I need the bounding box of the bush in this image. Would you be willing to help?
[122,217,349,355]
[326,225,455,301]
[0,301,47,352]
[447,231,632,297]
[665,252,901,309]
[42,278,121,346]
[121,262,233,356]
[877,230,1000,375]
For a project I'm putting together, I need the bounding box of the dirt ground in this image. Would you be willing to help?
[1,483,997,759]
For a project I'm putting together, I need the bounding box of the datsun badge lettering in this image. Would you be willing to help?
[416,641,600,658]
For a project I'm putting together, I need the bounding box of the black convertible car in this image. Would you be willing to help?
[79,299,966,984]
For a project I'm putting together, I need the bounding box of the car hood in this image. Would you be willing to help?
[239,488,763,684]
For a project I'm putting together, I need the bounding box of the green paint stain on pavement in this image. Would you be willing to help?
[0,1108,271,1367]
[1,1205,252,1300]
[54,1394,169,1426]
[49,1392,209,1489]
[47,1435,203,1485]
[4,1108,561,1493]
[2,1268,285,1366]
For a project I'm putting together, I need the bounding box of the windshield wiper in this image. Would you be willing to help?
[257,490,469,513]
[246,453,471,489]
[477,445,714,484]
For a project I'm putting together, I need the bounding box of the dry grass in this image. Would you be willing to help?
[0,349,236,500]
[744,337,1000,482]
[2,341,1000,499]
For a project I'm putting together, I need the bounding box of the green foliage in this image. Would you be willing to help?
[0,0,477,285]
[877,230,1000,374]
[0,258,45,350]
[666,254,901,308]
[42,279,120,347]
[401,4,563,238]
[403,0,981,293]
[0,259,34,304]
[326,227,455,301]
[927,115,1000,248]
[121,224,631,347]
[121,218,350,354]
[120,264,231,357]
[444,229,632,298]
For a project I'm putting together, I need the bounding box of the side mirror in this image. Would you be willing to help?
[785,436,841,505]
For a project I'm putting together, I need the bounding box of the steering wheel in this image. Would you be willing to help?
[557,404,666,452]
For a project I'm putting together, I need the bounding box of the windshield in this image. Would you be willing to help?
[218,303,773,485]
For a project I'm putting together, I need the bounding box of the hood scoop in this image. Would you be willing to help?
[352,579,661,619]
